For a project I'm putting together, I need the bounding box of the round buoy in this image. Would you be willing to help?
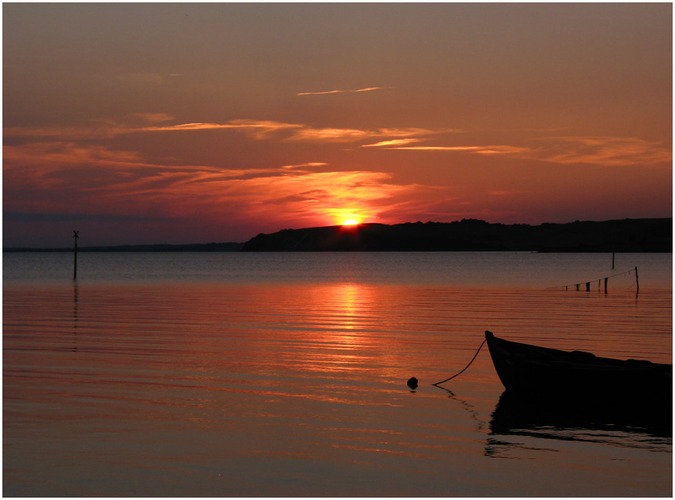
[407,377,418,390]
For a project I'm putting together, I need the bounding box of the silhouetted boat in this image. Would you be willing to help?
[484,330,672,404]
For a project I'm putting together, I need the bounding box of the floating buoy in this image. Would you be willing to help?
[407,377,418,390]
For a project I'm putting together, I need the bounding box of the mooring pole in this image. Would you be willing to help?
[634,266,639,294]
[73,230,79,281]
[611,251,615,270]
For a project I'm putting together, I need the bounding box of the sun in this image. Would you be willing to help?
[341,218,361,227]
[328,208,366,227]
[339,213,364,227]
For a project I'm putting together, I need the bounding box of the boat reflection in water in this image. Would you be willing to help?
[484,330,672,454]
[488,390,671,455]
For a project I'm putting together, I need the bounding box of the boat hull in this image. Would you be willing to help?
[484,331,672,404]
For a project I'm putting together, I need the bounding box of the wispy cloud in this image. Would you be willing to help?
[362,138,424,148]
[526,136,671,167]
[297,86,392,96]
[285,127,374,142]
[4,118,303,141]
[370,135,671,166]
[286,126,440,143]
[140,119,303,139]
[5,115,455,148]
[385,145,531,155]
[280,162,328,170]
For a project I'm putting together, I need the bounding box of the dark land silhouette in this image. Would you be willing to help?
[5,242,244,252]
[242,218,672,252]
[5,218,671,252]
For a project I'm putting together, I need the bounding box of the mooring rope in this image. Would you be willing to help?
[432,338,488,386]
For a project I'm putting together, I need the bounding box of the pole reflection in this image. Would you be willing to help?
[72,281,79,352]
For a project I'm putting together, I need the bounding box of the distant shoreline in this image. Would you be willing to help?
[4,218,672,253]
[242,218,672,253]
[4,242,244,253]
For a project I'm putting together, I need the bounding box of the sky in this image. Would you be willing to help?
[3,3,672,247]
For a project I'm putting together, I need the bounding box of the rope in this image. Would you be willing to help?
[433,338,487,386]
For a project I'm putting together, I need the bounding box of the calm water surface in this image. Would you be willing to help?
[3,252,672,496]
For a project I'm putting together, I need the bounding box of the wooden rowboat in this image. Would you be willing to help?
[484,330,672,404]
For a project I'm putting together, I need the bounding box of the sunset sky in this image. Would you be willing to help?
[3,3,672,247]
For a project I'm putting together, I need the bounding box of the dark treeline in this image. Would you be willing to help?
[5,218,671,253]
[242,218,672,252]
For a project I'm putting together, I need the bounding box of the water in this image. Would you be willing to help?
[3,252,672,496]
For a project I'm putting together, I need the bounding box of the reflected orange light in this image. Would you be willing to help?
[334,283,364,330]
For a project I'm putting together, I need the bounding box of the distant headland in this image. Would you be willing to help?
[5,218,671,253]
[242,218,672,252]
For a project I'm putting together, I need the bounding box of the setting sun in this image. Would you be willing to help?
[341,218,361,227]
[326,208,366,227]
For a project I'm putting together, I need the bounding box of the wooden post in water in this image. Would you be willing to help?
[611,251,615,270]
[634,266,639,294]
[604,277,608,294]
[73,230,79,281]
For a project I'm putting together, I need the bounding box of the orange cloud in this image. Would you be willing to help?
[296,86,392,96]
[286,126,439,143]
[286,127,373,142]
[525,136,672,167]
[280,162,328,170]
[4,118,303,141]
[377,135,670,166]
[140,119,303,139]
[387,145,530,155]
[362,138,423,148]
